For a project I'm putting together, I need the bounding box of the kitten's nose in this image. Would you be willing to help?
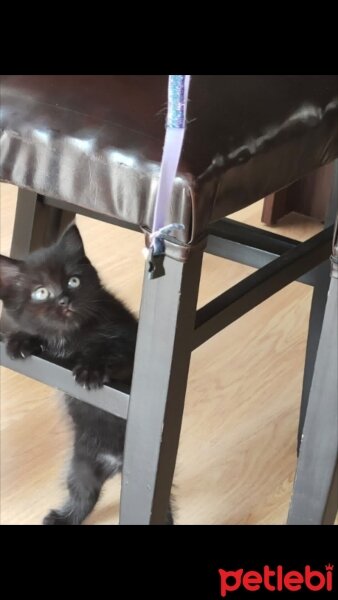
[58,295,70,307]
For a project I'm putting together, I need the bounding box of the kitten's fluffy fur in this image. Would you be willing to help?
[0,225,173,524]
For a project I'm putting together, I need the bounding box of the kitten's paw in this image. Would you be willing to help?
[6,332,44,359]
[72,361,106,390]
[43,510,74,525]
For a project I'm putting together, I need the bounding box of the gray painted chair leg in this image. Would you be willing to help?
[297,160,338,451]
[120,250,204,524]
[288,256,338,524]
[297,261,330,451]
[10,188,75,260]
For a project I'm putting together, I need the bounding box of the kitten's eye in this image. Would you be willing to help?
[31,287,50,302]
[68,276,80,289]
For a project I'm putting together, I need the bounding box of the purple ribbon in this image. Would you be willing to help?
[150,75,191,257]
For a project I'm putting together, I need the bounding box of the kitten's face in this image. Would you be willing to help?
[0,225,102,337]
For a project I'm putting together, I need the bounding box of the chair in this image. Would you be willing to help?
[1,75,337,524]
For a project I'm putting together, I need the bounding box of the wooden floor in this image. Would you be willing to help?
[0,183,326,525]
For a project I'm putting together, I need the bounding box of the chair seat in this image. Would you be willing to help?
[1,75,338,244]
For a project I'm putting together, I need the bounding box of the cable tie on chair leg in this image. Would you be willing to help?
[144,223,185,279]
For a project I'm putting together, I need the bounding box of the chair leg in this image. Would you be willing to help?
[10,188,75,259]
[297,160,338,451]
[297,261,330,451]
[287,256,338,524]
[119,249,204,524]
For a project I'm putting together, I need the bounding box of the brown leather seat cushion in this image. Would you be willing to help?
[1,75,338,244]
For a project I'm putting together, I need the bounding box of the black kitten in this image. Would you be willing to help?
[0,225,173,525]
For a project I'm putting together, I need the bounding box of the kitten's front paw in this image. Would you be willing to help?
[43,510,73,525]
[72,361,106,390]
[6,332,44,359]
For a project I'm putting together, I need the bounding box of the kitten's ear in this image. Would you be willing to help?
[0,255,23,299]
[58,224,85,257]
